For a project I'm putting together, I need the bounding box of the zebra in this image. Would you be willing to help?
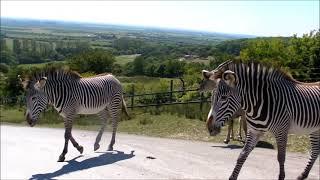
[206,61,320,180]
[200,70,247,144]
[21,68,129,162]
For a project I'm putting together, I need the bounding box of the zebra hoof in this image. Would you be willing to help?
[108,146,113,151]
[224,139,230,144]
[57,155,65,162]
[78,146,84,154]
[94,143,100,151]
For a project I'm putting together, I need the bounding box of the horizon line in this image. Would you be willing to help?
[1,16,264,38]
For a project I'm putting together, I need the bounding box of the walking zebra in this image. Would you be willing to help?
[200,70,247,143]
[206,61,320,180]
[21,68,129,162]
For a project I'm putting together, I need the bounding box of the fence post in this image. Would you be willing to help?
[169,80,173,103]
[200,92,204,121]
[131,84,134,109]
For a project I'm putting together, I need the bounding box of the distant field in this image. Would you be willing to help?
[115,54,140,65]
[1,18,246,48]
[187,58,210,65]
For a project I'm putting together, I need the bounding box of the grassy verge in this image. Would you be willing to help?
[0,106,310,153]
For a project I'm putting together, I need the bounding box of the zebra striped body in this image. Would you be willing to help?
[46,75,123,116]
[23,69,128,162]
[206,61,320,180]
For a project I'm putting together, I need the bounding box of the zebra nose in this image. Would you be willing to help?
[26,113,34,127]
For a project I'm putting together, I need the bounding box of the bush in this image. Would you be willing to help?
[67,49,115,74]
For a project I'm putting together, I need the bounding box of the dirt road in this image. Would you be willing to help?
[1,125,319,179]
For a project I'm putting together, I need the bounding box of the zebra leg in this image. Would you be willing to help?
[297,130,320,180]
[238,117,242,140]
[58,126,71,162]
[107,98,121,151]
[274,132,288,180]
[230,119,234,140]
[58,113,76,162]
[242,116,248,138]
[229,130,262,180]
[70,135,84,154]
[94,109,108,151]
[224,120,233,144]
[240,115,247,143]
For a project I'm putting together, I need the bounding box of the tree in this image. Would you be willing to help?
[0,63,9,73]
[0,50,17,65]
[164,60,185,77]
[67,49,115,74]
[30,40,37,55]
[132,56,145,75]
[3,66,25,98]
[13,39,22,55]
[22,39,29,52]
[1,38,8,51]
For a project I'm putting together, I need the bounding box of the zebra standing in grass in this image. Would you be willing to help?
[206,61,320,180]
[21,68,129,162]
[200,70,247,143]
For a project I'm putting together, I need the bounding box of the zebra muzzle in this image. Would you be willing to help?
[26,113,35,127]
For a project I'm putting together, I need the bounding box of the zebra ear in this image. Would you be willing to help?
[34,77,47,90]
[222,70,237,88]
[202,70,213,79]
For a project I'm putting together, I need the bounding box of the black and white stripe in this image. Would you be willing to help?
[206,62,320,180]
[24,69,128,162]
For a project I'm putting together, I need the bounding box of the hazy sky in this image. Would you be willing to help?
[1,1,319,36]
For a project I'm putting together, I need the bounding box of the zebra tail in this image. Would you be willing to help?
[122,97,131,119]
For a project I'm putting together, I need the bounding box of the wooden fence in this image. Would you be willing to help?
[124,80,211,112]
[0,80,212,111]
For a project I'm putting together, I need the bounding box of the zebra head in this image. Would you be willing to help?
[24,77,48,127]
[206,70,241,136]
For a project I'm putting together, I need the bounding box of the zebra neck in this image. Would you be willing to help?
[238,82,258,118]
[43,81,69,111]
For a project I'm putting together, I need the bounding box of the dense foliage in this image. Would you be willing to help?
[67,49,115,74]
[240,31,319,81]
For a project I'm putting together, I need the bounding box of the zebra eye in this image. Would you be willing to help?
[31,97,37,101]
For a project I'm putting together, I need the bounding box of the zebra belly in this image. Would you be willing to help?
[77,105,106,115]
[288,122,320,135]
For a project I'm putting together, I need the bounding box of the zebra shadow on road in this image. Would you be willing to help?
[29,150,135,180]
[211,141,274,150]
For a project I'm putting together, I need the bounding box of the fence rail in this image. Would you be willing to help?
[122,81,211,110]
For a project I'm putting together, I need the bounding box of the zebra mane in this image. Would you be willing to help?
[25,67,82,89]
[213,60,297,83]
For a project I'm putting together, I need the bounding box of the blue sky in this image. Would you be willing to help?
[1,1,319,36]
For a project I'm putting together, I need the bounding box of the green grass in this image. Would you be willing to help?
[0,106,311,153]
[115,54,140,65]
